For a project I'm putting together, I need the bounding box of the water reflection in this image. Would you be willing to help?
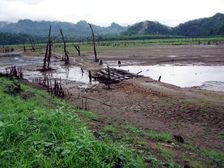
[115,64,224,91]
[36,65,93,85]
[0,55,42,66]
[0,55,95,87]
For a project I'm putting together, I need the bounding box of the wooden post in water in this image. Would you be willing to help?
[99,59,103,65]
[107,66,111,89]
[88,70,92,83]
[85,98,88,110]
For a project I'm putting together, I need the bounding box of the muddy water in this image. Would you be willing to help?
[115,64,224,91]
[0,54,43,66]
[0,55,95,88]
[24,65,92,85]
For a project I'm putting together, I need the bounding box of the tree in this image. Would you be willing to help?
[43,25,52,70]
[73,44,80,56]
[29,38,36,52]
[59,29,69,65]
[88,24,98,62]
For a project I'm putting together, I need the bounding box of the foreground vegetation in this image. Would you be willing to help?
[0,77,145,167]
[0,77,223,167]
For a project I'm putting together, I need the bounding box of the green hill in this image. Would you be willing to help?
[1,13,224,45]
[123,21,171,35]
[174,13,224,37]
[123,13,224,37]
[0,19,127,37]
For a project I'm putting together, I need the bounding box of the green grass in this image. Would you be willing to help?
[103,125,117,133]
[201,149,224,167]
[122,123,172,142]
[184,144,224,167]
[1,78,223,168]
[156,144,174,161]
[145,130,172,142]
[156,144,180,168]
[7,36,224,57]
[0,77,145,168]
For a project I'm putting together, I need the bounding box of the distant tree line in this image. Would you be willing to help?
[0,33,47,45]
[0,32,91,45]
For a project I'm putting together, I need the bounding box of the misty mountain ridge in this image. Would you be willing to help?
[173,13,224,36]
[124,13,224,36]
[0,19,128,37]
[0,13,224,38]
[123,21,172,35]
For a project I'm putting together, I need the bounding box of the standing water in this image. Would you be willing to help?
[115,64,224,91]
[0,55,95,87]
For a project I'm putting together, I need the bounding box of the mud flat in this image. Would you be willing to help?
[0,45,224,159]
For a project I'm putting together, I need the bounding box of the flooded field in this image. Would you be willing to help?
[0,54,94,88]
[1,52,224,91]
[0,53,42,65]
[115,64,224,91]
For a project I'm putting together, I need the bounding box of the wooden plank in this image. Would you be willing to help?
[93,67,141,85]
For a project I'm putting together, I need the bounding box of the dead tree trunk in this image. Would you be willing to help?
[43,43,49,70]
[29,39,36,52]
[73,44,80,56]
[107,66,111,89]
[88,24,98,62]
[47,25,52,69]
[23,43,26,52]
[47,40,52,68]
[43,25,52,70]
[60,29,69,65]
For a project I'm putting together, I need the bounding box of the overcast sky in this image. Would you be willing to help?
[0,0,224,26]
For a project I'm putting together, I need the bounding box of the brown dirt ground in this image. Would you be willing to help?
[81,44,224,66]
[65,45,224,153]
[4,45,224,160]
[63,46,224,168]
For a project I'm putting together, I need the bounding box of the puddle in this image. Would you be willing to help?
[115,64,224,91]
[0,52,22,57]
[167,55,177,58]
[24,65,93,86]
[200,81,224,92]
[0,55,96,88]
[0,55,43,66]
[1,54,224,91]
